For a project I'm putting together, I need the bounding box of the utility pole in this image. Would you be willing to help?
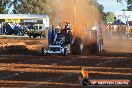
[73,0,76,34]
[57,0,61,25]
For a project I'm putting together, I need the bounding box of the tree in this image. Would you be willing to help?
[122,9,127,11]
[127,0,132,11]
[98,4,107,23]
[9,0,48,14]
[0,0,9,13]
[106,12,115,23]
[117,0,132,11]
[89,0,107,23]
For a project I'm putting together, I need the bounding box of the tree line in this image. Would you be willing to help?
[0,0,48,14]
[117,0,132,11]
[0,0,131,23]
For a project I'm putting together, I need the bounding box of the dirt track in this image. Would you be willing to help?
[0,37,131,88]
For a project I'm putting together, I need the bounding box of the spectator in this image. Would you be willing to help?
[0,24,2,34]
[126,24,131,39]
[14,23,19,35]
[48,25,53,45]
[118,25,122,39]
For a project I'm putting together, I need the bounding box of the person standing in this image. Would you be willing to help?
[48,25,55,45]
[118,25,122,39]
[0,24,2,34]
[126,24,131,39]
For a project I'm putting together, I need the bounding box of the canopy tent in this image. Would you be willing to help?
[128,21,132,26]
[112,19,126,25]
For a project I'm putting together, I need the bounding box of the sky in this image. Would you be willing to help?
[8,0,127,14]
[97,0,127,13]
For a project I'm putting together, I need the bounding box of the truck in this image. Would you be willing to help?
[27,24,48,38]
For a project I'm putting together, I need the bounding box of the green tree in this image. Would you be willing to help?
[106,12,115,23]
[9,0,48,14]
[89,0,106,23]
[0,0,9,13]
[117,0,132,11]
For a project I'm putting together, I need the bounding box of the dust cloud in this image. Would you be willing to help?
[48,0,100,37]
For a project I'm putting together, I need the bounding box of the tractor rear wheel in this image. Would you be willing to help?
[71,37,82,55]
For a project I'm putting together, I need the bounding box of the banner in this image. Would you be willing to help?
[116,11,132,24]
[5,19,21,23]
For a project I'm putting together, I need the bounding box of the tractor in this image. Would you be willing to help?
[42,23,72,56]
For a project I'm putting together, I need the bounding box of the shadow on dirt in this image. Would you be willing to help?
[0,44,131,57]
[100,50,132,57]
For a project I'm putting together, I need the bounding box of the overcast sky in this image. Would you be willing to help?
[97,0,127,12]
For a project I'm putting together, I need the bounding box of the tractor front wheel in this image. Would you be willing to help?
[64,48,67,56]
[42,47,45,56]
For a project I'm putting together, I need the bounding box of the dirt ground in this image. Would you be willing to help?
[0,36,131,88]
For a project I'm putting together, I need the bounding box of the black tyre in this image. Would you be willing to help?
[14,30,19,35]
[42,47,45,56]
[29,36,31,38]
[40,32,42,38]
[64,48,67,56]
[42,34,46,38]
[71,37,82,55]
[33,35,37,38]
[5,29,14,35]
[19,31,24,36]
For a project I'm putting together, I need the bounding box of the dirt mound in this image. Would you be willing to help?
[0,45,30,55]
[0,38,48,55]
